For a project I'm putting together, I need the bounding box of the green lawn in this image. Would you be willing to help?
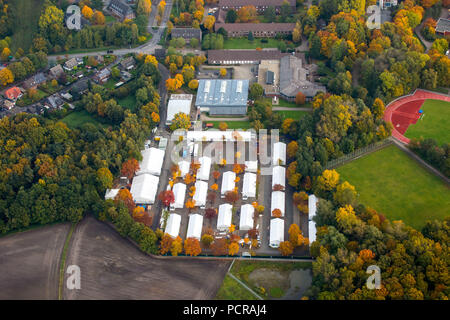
[10,0,44,52]
[117,95,137,111]
[215,275,257,300]
[404,99,450,146]
[337,145,450,230]
[61,110,108,129]
[208,121,252,130]
[223,38,286,49]
[275,110,308,120]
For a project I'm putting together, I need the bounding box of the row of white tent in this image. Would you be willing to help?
[308,195,318,245]
[217,203,255,231]
[221,171,257,199]
[273,142,286,166]
[178,157,211,181]
[169,180,209,210]
[165,213,204,240]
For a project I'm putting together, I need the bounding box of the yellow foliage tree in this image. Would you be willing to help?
[145,54,158,67]
[228,242,240,256]
[81,5,94,19]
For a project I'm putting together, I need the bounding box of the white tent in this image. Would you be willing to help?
[245,160,258,173]
[197,156,211,181]
[217,203,233,231]
[178,160,190,178]
[105,188,119,200]
[187,130,253,142]
[186,213,203,240]
[272,166,286,189]
[221,171,236,196]
[270,218,284,248]
[272,142,286,166]
[271,191,285,217]
[137,147,165,176]
[166,94,193,125]
[193,180,208,208]
[308,194,318,221]
[242,172,257,199]
[165,213,181,238]
[308,220,316,245]
[171,183,186,209]
[130,173,159,204]
[239,204,254,231]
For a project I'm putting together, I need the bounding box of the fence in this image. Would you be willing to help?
[325,139,393,169]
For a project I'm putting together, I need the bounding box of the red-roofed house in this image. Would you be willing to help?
[4,87,23,101]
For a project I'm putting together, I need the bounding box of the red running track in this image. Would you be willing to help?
[383,89,450,144]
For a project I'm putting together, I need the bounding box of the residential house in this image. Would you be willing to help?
[119,56,135,71]
[93,68,111,84]
[64,58,79,71]
[23,72,47,90]
[214,23,295,38]
[377,0,398,9]
[108,0,136,21]
[44,94,66,110]
[171,28,202,43]
[121,70,132,82]
[71,79,89,95]
[218,0,296,13]
[2,99,14,110]
[4,87,23,101]
[435,18,450,36]
[49,64,65,79]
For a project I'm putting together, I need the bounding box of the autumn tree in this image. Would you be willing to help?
[287,141,299,159]
[121,158,140,181]
[372,98,385,120]
[160,233,174,254]
[272,208,282,218]
[203,15,215,32]
[145,54,158,67]
[237,5,257,23]
[316,169,340,193]
[228,242,240,256]
[205,208,217,220]
[0,68,14,86]
[115,188,135,213]
[220,68,227,77]
[184,237,202,256]
[170,112,191,131]
[224,190,239,204]
[201,234,214,247]
[170,236,183,256]
[81,6,94,19]
[279,241,294,256]
[185,198,196,212]
[96,167,113,190]
[92,11,105,25]
[207,191,217,205]
[295,92,306,105]
[158,190,175,208]
[211,238,228,255]
[188,79,199,89]
[219,122,228,131]
[212,170,221,181]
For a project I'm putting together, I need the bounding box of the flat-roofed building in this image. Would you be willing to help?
[215,23,295,38]
[166,94,193,125]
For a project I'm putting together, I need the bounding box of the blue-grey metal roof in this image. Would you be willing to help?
[195,79,249,108]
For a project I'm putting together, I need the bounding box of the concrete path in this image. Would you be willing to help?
[200,114,249,121]
[227,273,264,300]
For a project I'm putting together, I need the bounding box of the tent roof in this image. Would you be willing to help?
[270,218,284,245]
[172,183,187,208]
[178,160,190,177]
[308,194,318,221]
[271,191,285,216]
[245,160,258,172]
[221,171,236,195]
[272,166,286,188]
[130,173,159,204]
[105,189,120,200]
[138,147,165,176]
[186,130,254,142]
[308,220,316,244]
[217,204,232,229]
[165,213,181,238]
[193,180,208,207]
[197,156,211,180]
[272,142,286,165]
[242,172,257,198]
[187,214,203,239]
[239,204,254,230]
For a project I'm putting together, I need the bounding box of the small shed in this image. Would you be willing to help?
[270,218,284,248]
[217,203,233,231]
[271,191,285,217]
[186,214,203,240]
[105,188,120,200]
[165,213,181,238]
[178,160,190,178]
[239,204,254,231]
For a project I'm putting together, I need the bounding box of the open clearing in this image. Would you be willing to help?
[223,38,286,50]
[63,216,230,300]
[61,110,109,129]
[217,260,312,300]
[404,99,450,145]
[0,223,71,299]
[10,0,44,52]
[337,145,450,230]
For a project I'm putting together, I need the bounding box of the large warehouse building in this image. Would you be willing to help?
[195,79,249,115]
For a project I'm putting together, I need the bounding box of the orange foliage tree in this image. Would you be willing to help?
[184,237,202,256]
[279,241,294,256]
[121,158,140,181]
[115,189,135,213]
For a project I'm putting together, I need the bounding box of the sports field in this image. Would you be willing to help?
[404,99,450,146]
[337,145,450,230]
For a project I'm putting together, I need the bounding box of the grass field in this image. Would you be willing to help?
[405,99,450,145]
[10,0,44,52]
[337,145,450,230]
[215,275,257,300]
[275,110,309,120]
[223,38,286,49]
[117,95,137,111]
[61,110,108,129]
